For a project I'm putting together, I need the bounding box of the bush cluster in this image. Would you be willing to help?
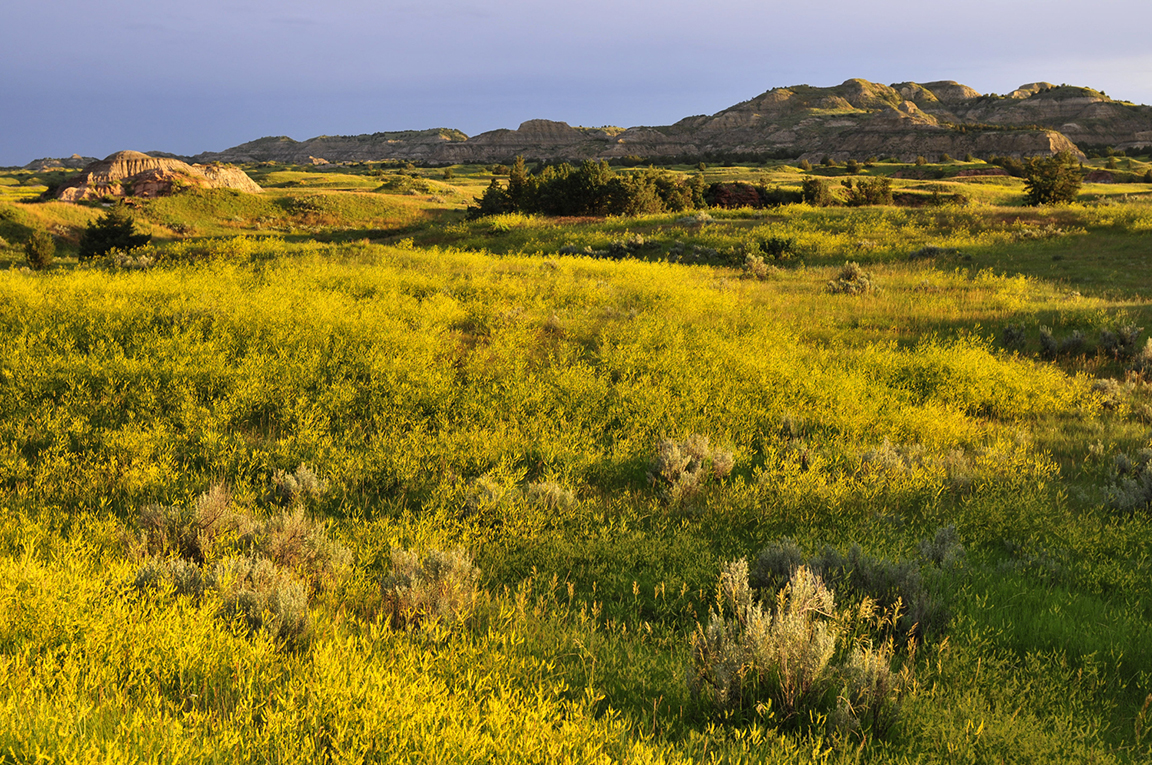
[468,157,704,219]
[23,230,55,270]
[1023,152,1083,206]
[841,177,893,206]
[132,467,350,644]
[749,529,962,639]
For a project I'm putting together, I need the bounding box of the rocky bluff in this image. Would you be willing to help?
[193,78,1152,165]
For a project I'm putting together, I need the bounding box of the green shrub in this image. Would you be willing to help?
[23,230,55,270]
[1001,324,1028,352]
[758,236,796,261]
[269,463,328,506]
[1108,449,1152,515]
[842,176,892,206]
[743,254,775,280]
[525,479,575,511]
[132,557,208,597]
[381,547,482,630]
[258,505,352,593]
[750,530,961,638]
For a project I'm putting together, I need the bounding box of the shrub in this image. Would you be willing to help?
[135,484,243,564]
[1001,324,1028,352]
[1091,378,1127,410]
[132,558,208,597]
[845,159,861,174]
[842,177,893,206]
[743,254,774,280]
[917,525,966,569]
[908,245,956,260]
[258,505,352,593]
[23,230,55,270]
[77,204,151,261]
[214,556,311,644]
[1039,326,1059,359]
[647,434,734,503]
[1130,339,1152,377]
[381,547,481,630]
[689,561,911,735]
[750,531,960,638]
[1099,324,1143,360]
[1108,449,1152,514]
[526,479,576,511]
[1059,330,1089,357]
[826,262,875,295]
[269,463,328,506]
[798,159,812,172]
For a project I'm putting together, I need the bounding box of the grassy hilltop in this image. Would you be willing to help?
[1,154,1152,762]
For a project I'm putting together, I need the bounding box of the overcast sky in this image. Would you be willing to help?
[3,0,1151,166]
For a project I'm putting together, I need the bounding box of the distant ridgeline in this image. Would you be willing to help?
[181,79,1152,165]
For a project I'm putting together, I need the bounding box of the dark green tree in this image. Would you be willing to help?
[465,179,513,219]
[24,230,56,270]
[1023,151,1082,205]
[78,205,151,261]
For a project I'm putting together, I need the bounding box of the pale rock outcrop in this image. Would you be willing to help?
[56,151,261,201]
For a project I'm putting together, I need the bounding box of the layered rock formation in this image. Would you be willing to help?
[55,151,262,201]
[191,78,1152,166]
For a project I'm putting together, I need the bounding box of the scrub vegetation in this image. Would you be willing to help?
[1,152,1152,762]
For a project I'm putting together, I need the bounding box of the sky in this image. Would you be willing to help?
[3,0,1151,166]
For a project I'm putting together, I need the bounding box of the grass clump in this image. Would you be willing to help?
[381,547,482,630]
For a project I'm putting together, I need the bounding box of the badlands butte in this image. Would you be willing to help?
[176,78,1152,167]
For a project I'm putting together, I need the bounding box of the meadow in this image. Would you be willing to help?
[1,155,1151,762]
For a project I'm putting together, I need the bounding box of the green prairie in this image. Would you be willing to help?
[1,157,1151,763]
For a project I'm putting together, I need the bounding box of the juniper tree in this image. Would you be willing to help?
[78,204,151,261]
[1023,151,1082,205]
